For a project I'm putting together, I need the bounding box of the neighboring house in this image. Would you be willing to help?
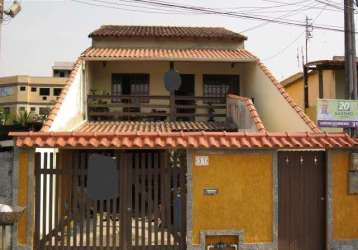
[52,62,74,78]
[281,56,347,125]
[0,75,66,117]
[9,26,358,250]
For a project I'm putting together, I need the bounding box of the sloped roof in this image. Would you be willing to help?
[10,131,355,149]
[89,25,247,41]
[76,121,237,133]
[81,47,257,62]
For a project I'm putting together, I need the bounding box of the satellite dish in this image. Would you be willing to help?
[164,69,181,93]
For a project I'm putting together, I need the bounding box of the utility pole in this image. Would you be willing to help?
[344,0,358,100]
[305,16,313,64]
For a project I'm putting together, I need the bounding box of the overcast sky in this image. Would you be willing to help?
[0,0,353,80]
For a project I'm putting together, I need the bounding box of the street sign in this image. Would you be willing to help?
[317,99,358,128]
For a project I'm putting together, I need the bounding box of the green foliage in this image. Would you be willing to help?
[13,110,34,126]
[0,107,11,126]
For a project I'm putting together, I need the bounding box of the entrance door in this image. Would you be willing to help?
[278,151,326,250]
[175,74,195,121]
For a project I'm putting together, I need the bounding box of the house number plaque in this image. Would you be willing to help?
[195,155,209,166]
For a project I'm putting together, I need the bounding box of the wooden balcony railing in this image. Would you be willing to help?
[87,95,227,122]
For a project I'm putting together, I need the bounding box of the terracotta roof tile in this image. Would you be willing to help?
[257,62,321,133]
[227,95,266,133]
[76,121,237,133]
[10,130,356,149]
[81,47,258,62]
[89,25,247,41]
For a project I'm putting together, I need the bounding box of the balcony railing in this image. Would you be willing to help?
[87,95,227,122]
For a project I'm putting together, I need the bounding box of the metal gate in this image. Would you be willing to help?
[278,151,326,250]
[34,149,187,249]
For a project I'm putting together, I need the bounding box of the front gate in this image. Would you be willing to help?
[34,149,187,249]
[278,151,326,250]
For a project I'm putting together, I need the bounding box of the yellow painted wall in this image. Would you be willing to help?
[192,152,273,245]
[17,152,29,245]
[331,152,358,240]
[284,78,304,109]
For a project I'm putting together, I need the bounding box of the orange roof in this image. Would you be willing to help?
[76,121,237,133]
[89,25,247,41]
[10,130,355,149]
[81,47,258,62]
[228,95,266,133]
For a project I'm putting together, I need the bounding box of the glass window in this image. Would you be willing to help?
[30,107,36,112]
[39,107,50,116]
[20,86,26,91]
[19,107,26,112]
[112,74,149,103]
[39,88,50,96]
[31,87,37,92]
[3,107,10,114]
[53,88,62,96]
[0,86,14,97]
[203,75,240,103]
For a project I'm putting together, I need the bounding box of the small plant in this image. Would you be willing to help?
[13,110,34,127]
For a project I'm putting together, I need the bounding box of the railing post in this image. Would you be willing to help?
[170,92,176,122]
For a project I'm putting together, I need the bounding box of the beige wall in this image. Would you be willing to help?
[92,38,244,50]
[0,76,66,115]
[87,60,245,119]
[51,62,85,131]
[242,63,312,132]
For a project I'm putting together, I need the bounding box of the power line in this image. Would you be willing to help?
[123,0,349,32]
[263,5,327,61]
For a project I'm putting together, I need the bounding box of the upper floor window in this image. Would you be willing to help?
[19,86,26,91]
[203,75,240,103]
[31,87,37,92]
[112,74,149,103]
[0,86,14,97]
[39,107,50,116]
[3,107,10,114]
[53,88,63,96]
[39,88,50,96]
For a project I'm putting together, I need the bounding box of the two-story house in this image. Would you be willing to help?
[10,26,358,250]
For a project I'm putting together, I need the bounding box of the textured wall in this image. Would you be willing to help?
[191,152,273,245]
[332,152,358,240]
[0,150,13,205]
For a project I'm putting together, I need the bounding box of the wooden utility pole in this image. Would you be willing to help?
[344,0,358,100]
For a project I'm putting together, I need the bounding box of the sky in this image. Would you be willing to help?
[0,0,353,80]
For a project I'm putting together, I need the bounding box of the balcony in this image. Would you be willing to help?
[87,95,227,122]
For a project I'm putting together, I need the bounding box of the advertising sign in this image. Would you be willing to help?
[317,99,358,128]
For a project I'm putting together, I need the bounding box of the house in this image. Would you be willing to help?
[52,62,74,78]
[281,56,349,127]
[0,75,66,117]
[9,26,358,250]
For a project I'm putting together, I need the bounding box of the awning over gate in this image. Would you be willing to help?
[9,125,356,149]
